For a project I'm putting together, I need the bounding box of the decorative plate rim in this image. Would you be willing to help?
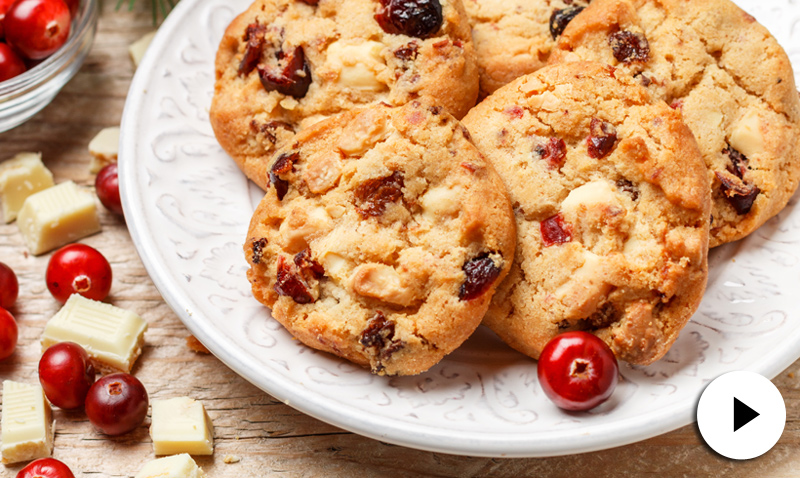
[118,0,800,457]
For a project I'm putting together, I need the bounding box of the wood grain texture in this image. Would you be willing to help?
[1,2,799,477]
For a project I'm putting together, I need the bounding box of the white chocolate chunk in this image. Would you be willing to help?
[42,294,148,374]
[150,397,214,456]
[321,252,351,282]
[1,381,54,464]
[302,152,343,194]
[129,30,157,68]
[561,180,619,215]
[279,206,332,251]
[0,152,54,223]
[16,181,101,255]
[326,40,387,91]
[88,126,120,173]
[420,185,463,222]
[729,110,765,160]
[337,108,393,156]
[350,263,418,306]
[134,454,207,478]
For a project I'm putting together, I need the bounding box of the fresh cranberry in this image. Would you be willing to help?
[0,0,17,39]
[537,331,619,411]
[46,243,112,303]
[85,373,149,435]
[0,42,27,81]
[39,341,96,409]
[95,163,123,215]
[0,261,19,309]
[61,0,78,16]
[4,0,71,60]
[16,457,76,478]
[0,307,18,361]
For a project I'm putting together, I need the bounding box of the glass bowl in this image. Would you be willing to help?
[0,0,98,133]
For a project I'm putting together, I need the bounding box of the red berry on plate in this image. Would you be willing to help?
[46,243,113,304]
[537,331,619,411]
[4,0,71,60]
[0,261,19,309]
[0,42,27,81]
[16,457,76,478]
[85,372,148,436]
[0,307,18,361]
[39,341,96,409]
[95,163,123,216]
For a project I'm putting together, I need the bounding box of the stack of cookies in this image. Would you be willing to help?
[210,0,800,375]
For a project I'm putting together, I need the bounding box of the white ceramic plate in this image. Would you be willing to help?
[119,0,800,457]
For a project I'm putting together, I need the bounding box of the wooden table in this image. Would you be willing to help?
[1,3,798,477]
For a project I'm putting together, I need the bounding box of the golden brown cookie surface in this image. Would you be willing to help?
[463,61,711,365]
[550,0,800,247]
[245,101,516,375]
[463,0,589,97]
[211,0,479,190]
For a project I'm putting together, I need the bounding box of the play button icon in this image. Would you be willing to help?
[733,397,759,432]
[697,371,785,460]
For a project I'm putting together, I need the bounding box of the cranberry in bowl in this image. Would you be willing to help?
[0,0,97,132]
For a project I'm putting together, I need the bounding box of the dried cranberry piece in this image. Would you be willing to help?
[541,213,572,247]
[608,30,650,63]
[549,6,584,39]
[586,118,617,159]
[616,179,639,201]
[394,42,419,61]
[258,46,312,98]
[534,137,568,169]
[360,311,396,348]
[251,238,268,264]
[250,120,295,144]
[723,144,749,179]
[275,255,315,304]
[269,152,299,200]
[354,171,405,217]
[294,248,325,279]
[375,0,443,39]
[715,172,760,215]
[458,253,502,301]
[239,23,267,76]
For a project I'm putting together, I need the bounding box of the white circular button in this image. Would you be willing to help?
[697,371,786,460]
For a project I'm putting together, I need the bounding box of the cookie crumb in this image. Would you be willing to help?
[223,455,241,464]
[186,335,210,354]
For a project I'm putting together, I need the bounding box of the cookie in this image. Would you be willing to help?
[463,0,589,97]
[210,0,480,190]
[244,101,516,375]
[462,61,710,365]
[549,0,800,247]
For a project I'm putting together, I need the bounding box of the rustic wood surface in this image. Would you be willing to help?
[1,2,799,477]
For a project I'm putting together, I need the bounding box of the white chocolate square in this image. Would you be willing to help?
[129,30,157,68]
[0,152,54,223]
[42,294,148,373]
[16,181,101,255]
[134,454,207,478]
[1,381,54,464]
[150,397,214,456]
[88,126,120,173]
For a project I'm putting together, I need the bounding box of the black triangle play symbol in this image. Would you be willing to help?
[733,397,760,432]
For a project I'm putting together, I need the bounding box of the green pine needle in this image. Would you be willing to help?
[114,0,177,25]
